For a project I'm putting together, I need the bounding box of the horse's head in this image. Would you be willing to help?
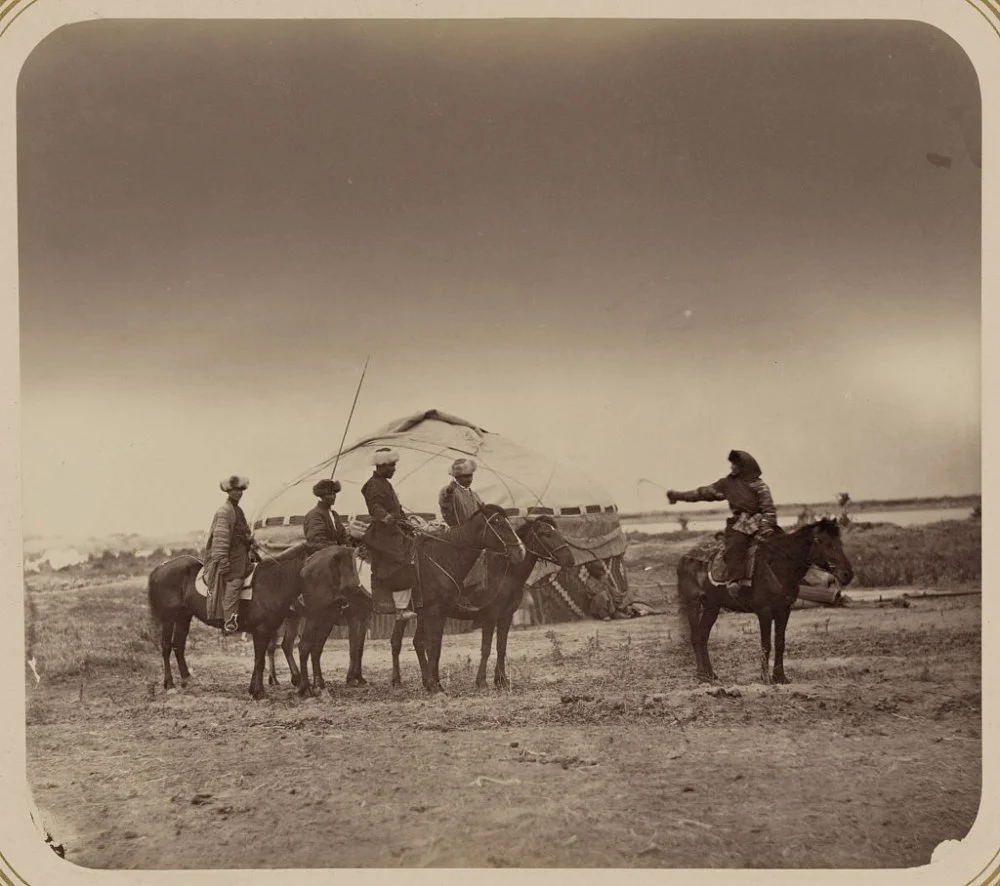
[478,504,526,563]
[522,516,576,568]
[805,518,854,586]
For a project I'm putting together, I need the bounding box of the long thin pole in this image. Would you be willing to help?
[331,354,370,480]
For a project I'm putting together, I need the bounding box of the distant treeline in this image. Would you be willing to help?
[620,494,981,522]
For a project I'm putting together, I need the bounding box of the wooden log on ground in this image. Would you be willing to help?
[798,584,843,605]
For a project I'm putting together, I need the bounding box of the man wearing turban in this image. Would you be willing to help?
[303,478,348,555]
[204,475,254,634]
[439,458,485,528]
[361,448,417,621]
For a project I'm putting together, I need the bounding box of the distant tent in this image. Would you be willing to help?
[252,409,637,626]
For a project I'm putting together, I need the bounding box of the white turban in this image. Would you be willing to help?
[220,475,249,492]
[449,458,477,477]
[373,447,400,466]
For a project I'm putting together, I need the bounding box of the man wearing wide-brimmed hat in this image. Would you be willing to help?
[204,475,254,634]
[303,478,348,555]
[439,458,485,528]
[361,447,417,621]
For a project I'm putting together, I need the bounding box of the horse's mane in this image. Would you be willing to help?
[526,514,557,528]
[477,503,514,519]
[793,517,841,537]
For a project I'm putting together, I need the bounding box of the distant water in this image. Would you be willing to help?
[623,507,976,535]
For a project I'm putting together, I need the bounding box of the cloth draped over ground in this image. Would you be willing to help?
[251,409,653,621]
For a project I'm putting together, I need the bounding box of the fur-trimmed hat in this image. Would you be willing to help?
[220,475,249,492]
[312,479,342,497]
[449,458,477,477]
[373,447,400,466]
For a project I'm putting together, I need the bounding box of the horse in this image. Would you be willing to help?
[675,518,854,685]
[294,545,370,697]
[146,544,357,699]
[388,515,577,689]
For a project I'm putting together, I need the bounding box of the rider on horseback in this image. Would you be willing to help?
[204,475,255,634]
[361,447,418,621]
[439,458,485,528]
[303,478,348,555]
[666,450,778,589]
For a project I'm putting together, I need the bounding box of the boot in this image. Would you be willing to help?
[395,608,417,622]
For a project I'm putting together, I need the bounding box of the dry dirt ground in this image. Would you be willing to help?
[24,579,980,871]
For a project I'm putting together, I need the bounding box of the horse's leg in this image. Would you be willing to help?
[390,618,407,687]
[772,606,791,684]
[683,594,705,677]
[697,601,722,683]
[355,610,369,685]
[311,612,336,692]
[757,609,774,685]
[172,613,194,688]
[493,609,515,690]
[412,618,432,691]
[249,630,271,700]
[346,615,359,687]
[159,619,176,692]
[423,612,447,694]
[297,618,317,698]
[346,610,370,687]
[475,614,496,689]
[282,620,301,687]
[267,648,278,685]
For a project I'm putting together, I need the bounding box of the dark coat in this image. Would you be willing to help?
[672,449,777,533]
[303,503,347,554]
[361,473,405,522]
[361,472,412,579]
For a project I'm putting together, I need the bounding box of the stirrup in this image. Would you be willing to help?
[223,615,240,634]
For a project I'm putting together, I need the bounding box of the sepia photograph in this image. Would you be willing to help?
[7,7,989,876]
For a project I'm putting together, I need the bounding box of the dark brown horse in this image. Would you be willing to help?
[266,602,305,687]
[295,545,369,697]
[676,519,854,685]
[146,544,357,699]
[389,516,577,689]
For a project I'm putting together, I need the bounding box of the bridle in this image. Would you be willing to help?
[522,520,571,563]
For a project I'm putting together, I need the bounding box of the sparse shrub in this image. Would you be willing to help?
[544,630,564,662]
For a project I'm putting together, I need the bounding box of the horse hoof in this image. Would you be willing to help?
[290,675,300,688]
[268,676,277,686]
[773,674,790,685]
[356,677,368,686]
[165,687,177,695]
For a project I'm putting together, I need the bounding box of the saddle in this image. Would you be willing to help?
[195,563,256,601]
[687,537,759,589]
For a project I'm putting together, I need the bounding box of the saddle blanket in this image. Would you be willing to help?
[195,564,256,601]
[688,539,759,588]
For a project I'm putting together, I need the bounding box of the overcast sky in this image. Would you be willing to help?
[16,18,981,538]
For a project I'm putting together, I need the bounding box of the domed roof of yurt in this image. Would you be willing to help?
[251,408,626,568]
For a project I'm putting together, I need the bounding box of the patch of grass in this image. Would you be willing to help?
[844,521,981,588]
[25,584,160,683]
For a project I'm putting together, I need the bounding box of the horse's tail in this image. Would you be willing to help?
[147,565,168,627]
[674,555,702,647]
[147,555,199,626]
